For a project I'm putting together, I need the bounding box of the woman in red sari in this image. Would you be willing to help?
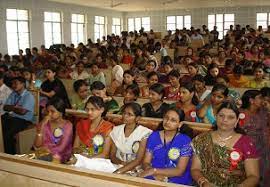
[73,96,114,158]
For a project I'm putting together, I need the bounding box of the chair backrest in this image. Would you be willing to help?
[28,89,40,123]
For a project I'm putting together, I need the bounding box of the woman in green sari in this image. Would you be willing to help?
[191,101,260,187]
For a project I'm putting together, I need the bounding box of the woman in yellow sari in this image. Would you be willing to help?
[191,101,260,186]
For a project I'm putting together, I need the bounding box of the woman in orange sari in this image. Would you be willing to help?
[73,96,114,158]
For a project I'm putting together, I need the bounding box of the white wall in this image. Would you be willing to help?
[0,0,123,54]
[124,6,270,34]
[1,0,270,55]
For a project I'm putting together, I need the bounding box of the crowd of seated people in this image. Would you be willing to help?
[0,24,270,186]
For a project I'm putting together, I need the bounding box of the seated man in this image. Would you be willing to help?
[2,76,35,154]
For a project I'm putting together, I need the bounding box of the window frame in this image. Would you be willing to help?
[112,17,121,35]
[71,13,86,45]
[166,15,191,32]
[44,11,62,48]
[94,15,105,42]
[127,17,151,32]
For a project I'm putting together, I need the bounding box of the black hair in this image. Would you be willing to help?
[212,83,229,97]
[241,90,261,109]
[261,87,270,97]
[147,59,157,68]
[0,65,8,72]
[214,101,245,134]
[47,66,58,73]
[89,63,99,68]
[187,62,199,70]
[123,69,135,77]
[46,97,66,116]
[192,74,205,83]
[149,83,165,99]
[168,69,180,78]
[180,82,199,105]
[147,71,159,81]
[122,102,142,117]
[233,65,244,75]
[12,76,26,85]
[90,81,105,91]
[76,61,84,67]
[125,84,140,98]
[225,59,236,67]
[0,72,5,80]
[73,79,89,93]
[208,63,219,71]
[157,108,193,138]
[85,96,105,110]
[22,68,33,74]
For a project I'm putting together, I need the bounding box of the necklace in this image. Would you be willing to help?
[217,133,233,147]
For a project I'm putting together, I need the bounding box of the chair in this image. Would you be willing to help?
[16,89,40,154]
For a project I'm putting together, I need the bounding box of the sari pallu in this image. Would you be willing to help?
[192,132,258,186]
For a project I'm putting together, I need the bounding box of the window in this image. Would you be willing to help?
[128,17,150,32]
[166,15,191,32]
[44,11,62,48]
[71,14,86,45]
[112,18,121,35]
[208,14,234,39]
[94,16,105,42]
[256,13,270,29]
[6,9,30,55]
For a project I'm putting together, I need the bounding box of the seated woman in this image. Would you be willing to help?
[140,72,159,98]
[109,103,152,174]
[117,84,140,114]
[69,61,89,80]
[88,63,106,86]
[139,109,193,185]
[114,70,137,96]
[192,75,211,103]
[73,96,114,157]
[71,79,90,110]
[90,81,119,114]
[240,90,270,186]
[22,68,42,89]
[180,63,199,84]
[159,61,173,83]
[174,82,199,122]
[197,84,228,125]
[40,66,71,109]
[164,70,181,100]
[249,63,270,88]
[191,101,260,186]
[34,98,73,163]
[142,83,170,118]
[228,65,249,88]
[204,63,220,86]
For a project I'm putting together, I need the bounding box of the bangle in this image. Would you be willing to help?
[153,168,157,174]
[37,133,42,137]
[197,177,209,187]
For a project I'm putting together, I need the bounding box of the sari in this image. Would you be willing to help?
[192,132,258,186]
[42,121,73,163]
[76,119,114,155]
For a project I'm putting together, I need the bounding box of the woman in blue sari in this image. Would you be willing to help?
[139,108,193,185]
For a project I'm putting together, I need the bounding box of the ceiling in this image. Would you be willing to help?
[49,0,270,12]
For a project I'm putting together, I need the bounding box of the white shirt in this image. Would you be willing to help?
[70,70,89,80]
[0,83,12,114]
[110,124,152,162]
[112,65,124,83]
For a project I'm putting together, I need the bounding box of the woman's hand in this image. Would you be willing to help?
[139,168,155,177]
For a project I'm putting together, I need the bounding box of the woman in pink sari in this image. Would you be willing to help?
[34,97,73,163]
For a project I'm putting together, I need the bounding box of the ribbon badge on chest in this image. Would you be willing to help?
[92,134,104,154]
[190,111,197,122]
[239,113,246,127]
[229,149,243,171]
[53,128,63,144]
[168,147,180,160]
[132,141,140,153]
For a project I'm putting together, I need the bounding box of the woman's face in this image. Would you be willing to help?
[45,69,55,80]
[194,80,205,92]
[124,89,136,104]
[47,105,62,121]
[85,102,104,120]
[123,73,134,85]
[251,94,263,108]
[164,65,172,75]
[187,66,197,76]
[23,71,31,81]
[180,87,193,103]
[145,62,155,72]
[122,106,136,125]
[163,110,181,131]
[77,63,84,73]
[91,65,99,75]
[205,56,212,65]
[209,68,219,77]
[254,68,264,79]
[187,48,193,56]
[149,89,162,103]
[216,108,238,132]
[148,75,158,86]
[92,89,106,98]
[169,76,179,87]
[211,90,226,105]
[77,85,89,99]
